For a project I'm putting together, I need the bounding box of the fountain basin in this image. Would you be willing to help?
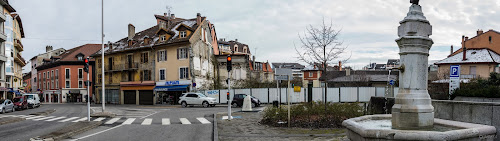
[343,114,497,141]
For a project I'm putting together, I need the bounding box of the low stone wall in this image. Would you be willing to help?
[454,96,500,103]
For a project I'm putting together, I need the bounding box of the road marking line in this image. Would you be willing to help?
[162,118,170,125]
[46,116,66,121]
[141,118,152,125]
[33,116,55,121]
[122,118,136,125]
[59,117,80,122]
[104,118,120,124]
[180,118,191,124]
[197,117,211,124]
[26,116,45,120]
[93,117,106,121]
[68,124,124,141]
[140,111,158,119]
[73,117,89,122]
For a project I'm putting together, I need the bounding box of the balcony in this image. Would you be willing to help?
[14,53,26,66]
[105,62,141,72]
[14,39,23,51]
[124,62,139,70]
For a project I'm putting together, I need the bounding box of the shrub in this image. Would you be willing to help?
[260,102,363,128]
[451,72,500,98]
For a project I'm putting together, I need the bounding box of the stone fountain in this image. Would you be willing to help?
[342,1,497,140]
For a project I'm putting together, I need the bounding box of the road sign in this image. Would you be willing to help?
[449,65,460,96]
[389,80,395,85]
[192,83,196,87]
[275,75,289,81]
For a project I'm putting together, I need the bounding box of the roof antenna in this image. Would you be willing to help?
[165,5,172,17]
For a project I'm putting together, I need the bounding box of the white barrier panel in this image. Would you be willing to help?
[312,87,323,102]
[235,89,251,95]
[219,89,229,104]
[340,87,358,102]
[394,87,399,97]
[358,87,376,102]
[268,88,279,103]
[205,90,219,103]
[327,88,340,103]
[252,88,269,103]
[280,88,288,103]
[375,87,385,97]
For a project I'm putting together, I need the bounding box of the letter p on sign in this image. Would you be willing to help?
[450,65,460,78]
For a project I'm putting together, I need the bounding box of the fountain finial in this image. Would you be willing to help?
[410,0,419,5]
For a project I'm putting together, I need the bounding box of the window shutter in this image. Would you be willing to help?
[164,50,167,61]
[141,53,144,63]
[157,51,160,61]
[177,49,179,59]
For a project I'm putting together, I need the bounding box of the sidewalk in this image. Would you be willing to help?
[216,108,349,141]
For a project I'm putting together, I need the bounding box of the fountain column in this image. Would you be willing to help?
[392,2,434,130]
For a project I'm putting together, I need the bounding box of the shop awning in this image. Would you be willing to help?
[154,85,189,92]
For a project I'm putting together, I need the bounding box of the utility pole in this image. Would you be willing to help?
[287,75,291,128]
[227,55,232,120]
[101,0,105,112]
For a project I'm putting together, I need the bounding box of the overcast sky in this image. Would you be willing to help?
[11,0,500,72]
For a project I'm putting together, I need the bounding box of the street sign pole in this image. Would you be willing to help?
[449,65,461,100]
[227,72,232,120]
[287,75,291,128]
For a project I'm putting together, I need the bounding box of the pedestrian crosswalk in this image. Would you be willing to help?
[0,114,212,126]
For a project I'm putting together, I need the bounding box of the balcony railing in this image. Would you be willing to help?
[105,62,141,72]
[14,53,26,65]
[14,39,23,51]
[461,74,477,79]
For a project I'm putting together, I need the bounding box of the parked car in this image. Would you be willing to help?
[178,93,217,108]
[13,96,28,110]
[0,99,15,114]
[232,94,261,108]
[23,94,41,108]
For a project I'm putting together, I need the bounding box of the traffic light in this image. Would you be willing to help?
[83,58,89,73]
[226,92,230,100]
[84,80,92,86]
[226,55,232,72]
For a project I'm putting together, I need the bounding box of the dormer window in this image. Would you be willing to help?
[128,40,133,46]
[77,56,83,61]
[160,35,166,42]
[234,47,238,52]
[144,37,150,44]
[180,31,187,38]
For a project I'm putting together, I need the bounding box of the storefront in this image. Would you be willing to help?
[120,81,155,105]
[43,90,62,103]
[154,80,191,105]
[0,87,9,100]
[61,89,88,103]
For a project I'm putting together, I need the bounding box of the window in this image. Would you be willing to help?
[97,75,102,84]
[51,70,54,80]
[234,47,238,52]
[470,66,477,75]
[243,48,247,53]
[160,35,166,41]
[56,80,59,89]
[201,28,205,42]
[97,59,101,68]
[34,77,36,82]
[79,80,83,88]
[43,82,46,90]
[78,68,83,79]
[180,31,187,38]
[143,70,151,81]
[309,72,313,77]
[65,69,70,79]
[140,52,149,63]
[47,82,49,90]
[55,69,59,79]
[157,50,167,61]
[177,48,188,59]
[179,67,189,79]
[109,73,113,83]
[78,56,83,61]
[65,81,70,88]
[43,72,46,81]
[159,69,165,80]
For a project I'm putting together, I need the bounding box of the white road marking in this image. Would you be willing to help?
[141,118,152,125]
[139,111,158,119]
[33,116,56,121]
[162,118,170,125]
[222,116,233,120]
[46,116,66,121]
[73,117,89,122]
[68,124,125,141]
[197,117,211,124]
[93,117,106,121]
[59,117,80,122]
[122,118,136,125]
[179,118,191,124]
[26,116,45,120]
[104,118,120,124]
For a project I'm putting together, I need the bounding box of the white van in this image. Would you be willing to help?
[23,94,40,108]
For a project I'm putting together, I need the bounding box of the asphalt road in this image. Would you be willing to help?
[0,103,89,141]
[67,105,235,141]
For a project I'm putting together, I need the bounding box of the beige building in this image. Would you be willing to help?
[435,48,500,79]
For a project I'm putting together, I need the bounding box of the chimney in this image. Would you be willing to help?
[477,29,483,36]
[196,13,201,25]
[235,39,238,42]
[170,14,175,19]
[465,36,469,41]
[346,68,351,76]
[108,41,113,50]
[462,35,467,61]
[128,24,135,40]
[164,13,168,17]
[46,45,53,52]
[450,45,453,55]
[338,61,342,71]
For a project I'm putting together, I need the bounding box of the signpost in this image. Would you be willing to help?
[449,65,460,99]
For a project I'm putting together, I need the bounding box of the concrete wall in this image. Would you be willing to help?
[454,96,500,103]
[432,100,500,141]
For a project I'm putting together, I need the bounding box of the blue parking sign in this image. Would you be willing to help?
[450,65,460,78]
[389,80,395,85]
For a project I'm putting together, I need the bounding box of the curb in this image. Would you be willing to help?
[30,109,56,116]
[30,121,102,141]
[0,117,25,125]
[213,113,218,141]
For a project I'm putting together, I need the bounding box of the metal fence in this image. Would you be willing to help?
[197,87,399,104]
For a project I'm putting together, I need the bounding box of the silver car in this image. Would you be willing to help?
[0,99,15,114]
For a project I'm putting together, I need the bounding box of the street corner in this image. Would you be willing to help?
[31,121,103,141]
[0,116,26,126]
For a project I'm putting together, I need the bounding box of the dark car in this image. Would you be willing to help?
[13,96,28,110]
[231,94,260,108]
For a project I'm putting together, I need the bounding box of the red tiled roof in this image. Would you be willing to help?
[60,44,102,61]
